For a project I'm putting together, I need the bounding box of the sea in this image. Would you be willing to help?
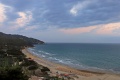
[28,43,120,74]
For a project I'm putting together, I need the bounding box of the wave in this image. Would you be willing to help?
[46,56,120,73]
[28,47,120,74]
[28,48,35,51]
[38,50,55,56]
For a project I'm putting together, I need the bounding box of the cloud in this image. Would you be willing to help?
[37,0,120,28]
[60,26,96,34]
[60,22,120,35]
[70,0,92,16]
[0,3,11,24]
[25,26,37,30]
[96,22,120,35]
[13,11,33,29]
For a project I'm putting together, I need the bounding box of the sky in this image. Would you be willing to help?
[0,0,120,43]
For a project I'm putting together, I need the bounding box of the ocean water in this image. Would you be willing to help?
[28,43,120,73]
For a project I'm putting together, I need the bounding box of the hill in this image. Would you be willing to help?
[0,32,44,47]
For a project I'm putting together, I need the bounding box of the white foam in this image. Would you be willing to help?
[41,55,46,58]
[38,50,54,56]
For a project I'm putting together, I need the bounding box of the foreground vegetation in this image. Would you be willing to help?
[0,46,66,80]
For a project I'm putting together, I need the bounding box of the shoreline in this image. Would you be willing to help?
[22,48,120,80]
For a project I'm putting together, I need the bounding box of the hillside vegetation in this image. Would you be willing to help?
[0,32,44,47]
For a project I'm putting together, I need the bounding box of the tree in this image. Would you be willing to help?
[0,66,29,80]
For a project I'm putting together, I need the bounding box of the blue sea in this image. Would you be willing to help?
[28,43,120,74]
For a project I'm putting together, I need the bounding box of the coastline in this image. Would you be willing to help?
[22,48,120,80]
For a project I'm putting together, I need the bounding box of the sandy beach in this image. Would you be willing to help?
[22,48,120,80]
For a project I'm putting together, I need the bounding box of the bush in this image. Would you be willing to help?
[41,67,50,72]
[28,65,38,70]
[0,67,29,80]
[21,59,38,67]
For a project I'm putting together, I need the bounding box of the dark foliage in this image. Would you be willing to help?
[0,67,29,80]
[28,65,38,70]
[41,67,50,72]
[0,48,29,80]
[21,59,38,67]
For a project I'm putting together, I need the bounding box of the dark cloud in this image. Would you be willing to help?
[1,0,120,29]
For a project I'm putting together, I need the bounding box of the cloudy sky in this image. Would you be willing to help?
[0,0,120,43]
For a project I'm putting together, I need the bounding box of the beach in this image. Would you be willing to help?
[22,48,120,80]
